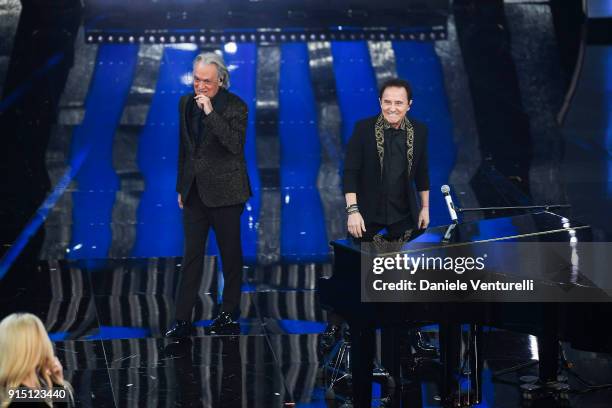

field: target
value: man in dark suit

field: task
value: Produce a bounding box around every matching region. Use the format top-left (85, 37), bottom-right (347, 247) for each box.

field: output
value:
top-left (344, 78), bottom-right (430, 240)
top-left (165, 52), bottom-right (251, 337)
top-left (320, 78), bottom-right (432, 377)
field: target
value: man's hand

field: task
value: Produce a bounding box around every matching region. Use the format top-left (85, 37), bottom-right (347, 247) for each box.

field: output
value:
top-left (418, 207), bottom-right (430, 229)
top-left (194, 94), bottom-right (213, 115)
top-left (347, 212), bottom-right (366, 238)
top-left (178, 193), bottom-right (183, 209)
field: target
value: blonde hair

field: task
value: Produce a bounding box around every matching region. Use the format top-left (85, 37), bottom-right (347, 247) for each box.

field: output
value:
top-left (0, 313), bottom-right (66, 407)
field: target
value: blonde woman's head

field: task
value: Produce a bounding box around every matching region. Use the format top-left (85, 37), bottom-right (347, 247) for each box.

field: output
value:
top-left (0, 313), bottom-right (58, 389)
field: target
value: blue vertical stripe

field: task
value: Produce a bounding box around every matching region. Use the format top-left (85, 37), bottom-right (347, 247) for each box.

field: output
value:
top-left (393, 41), bottom-right (457, 226)
top-left (68, 44), bottom-right (139, 259)
top-left (331, 41), bottom-right (380, 145)
top-left (223, 43), bottom-right (260, 263)
top-left (278, 43), bottom-right (328, 261)
top-left (132, 46), bottom-right (196, 257)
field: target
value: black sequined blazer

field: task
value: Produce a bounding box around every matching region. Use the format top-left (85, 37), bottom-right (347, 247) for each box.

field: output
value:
top-left (176, 89), bottom-right (252, 207)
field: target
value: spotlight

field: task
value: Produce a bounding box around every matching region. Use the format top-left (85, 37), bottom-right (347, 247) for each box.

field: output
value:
top-left (224, 42), bottom-right (237, 54)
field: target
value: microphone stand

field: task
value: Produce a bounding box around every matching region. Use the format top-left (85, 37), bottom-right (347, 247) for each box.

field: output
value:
top-left (442, 223), bottom-right (457, 243)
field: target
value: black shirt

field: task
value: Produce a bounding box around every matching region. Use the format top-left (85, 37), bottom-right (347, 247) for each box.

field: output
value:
top-left (343, 115), bottom-right (429, 229)
top-left (374, 127), bottom-right (411, 225)
top-left (188, 89), bottom-right (230, 147)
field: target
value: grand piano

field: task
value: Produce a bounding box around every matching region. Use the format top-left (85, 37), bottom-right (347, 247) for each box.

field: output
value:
top-left (319, 211), bottom-right (612, 407)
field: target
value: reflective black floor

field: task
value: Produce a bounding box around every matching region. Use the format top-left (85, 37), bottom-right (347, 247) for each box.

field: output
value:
top-left (2, 257), bottom-right (612, 407)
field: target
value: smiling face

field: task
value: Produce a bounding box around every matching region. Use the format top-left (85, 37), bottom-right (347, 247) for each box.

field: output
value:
top-left (379, 86), bottom-right (412, 128)
top-left (192, 63), bottom-right (222, 98)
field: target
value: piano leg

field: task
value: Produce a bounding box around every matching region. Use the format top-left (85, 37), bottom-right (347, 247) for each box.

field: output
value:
top-left (350, 325), bottom-right (375, 407)
top-left (439, 321), bottom-right (462, 403)
top-left (539, 303), bottom-right (559, 383)
top-left (381, 327), bottom-right (401, 381)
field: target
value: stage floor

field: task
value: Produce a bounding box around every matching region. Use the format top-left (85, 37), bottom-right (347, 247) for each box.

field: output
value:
top-left (2, 257), bottom-right (612, 406)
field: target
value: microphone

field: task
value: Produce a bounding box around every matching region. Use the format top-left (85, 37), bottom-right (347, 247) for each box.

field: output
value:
top-left (441, 185), bottom-right (458, 224)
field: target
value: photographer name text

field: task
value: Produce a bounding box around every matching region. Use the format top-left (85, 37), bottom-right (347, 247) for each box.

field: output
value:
top-left (372, 279), bottom-right (534, 292)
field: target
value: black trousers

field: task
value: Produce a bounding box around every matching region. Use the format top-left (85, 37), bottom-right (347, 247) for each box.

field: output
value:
top-left (175, 183), bottom-right (244, 321)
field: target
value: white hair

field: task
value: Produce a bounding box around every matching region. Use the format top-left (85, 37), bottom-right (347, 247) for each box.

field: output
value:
top-left (192, 52), bottom-right (230, 89)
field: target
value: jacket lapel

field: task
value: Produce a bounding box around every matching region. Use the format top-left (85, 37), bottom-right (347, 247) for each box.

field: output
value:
top-left (374, 114), bottom-right (415, 179)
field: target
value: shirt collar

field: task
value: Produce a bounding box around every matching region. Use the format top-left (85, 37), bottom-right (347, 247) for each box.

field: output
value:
top-left (382, 115), bottom-right (407, 131)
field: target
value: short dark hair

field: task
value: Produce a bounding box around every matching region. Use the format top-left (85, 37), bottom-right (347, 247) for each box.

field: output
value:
top-left (379, 78), bottom-right (412, 101)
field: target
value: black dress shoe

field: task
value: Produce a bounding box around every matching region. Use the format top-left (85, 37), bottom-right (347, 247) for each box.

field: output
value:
top-left (410, 329), bottom-right (438, 357)
top-left (164, 320), bottom-right (194, 338)
top-left (205, 311), bottom-right (240, 335)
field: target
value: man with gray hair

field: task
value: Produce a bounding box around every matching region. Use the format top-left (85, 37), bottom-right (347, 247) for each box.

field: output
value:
top-left (165, 52), bottom-right (251, 337)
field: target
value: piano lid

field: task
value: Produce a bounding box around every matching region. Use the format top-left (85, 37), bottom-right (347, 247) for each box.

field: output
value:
top-left (330, 212), bottom-right (612, 301)
top-left (331, 211), bottom-right (591, 255)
